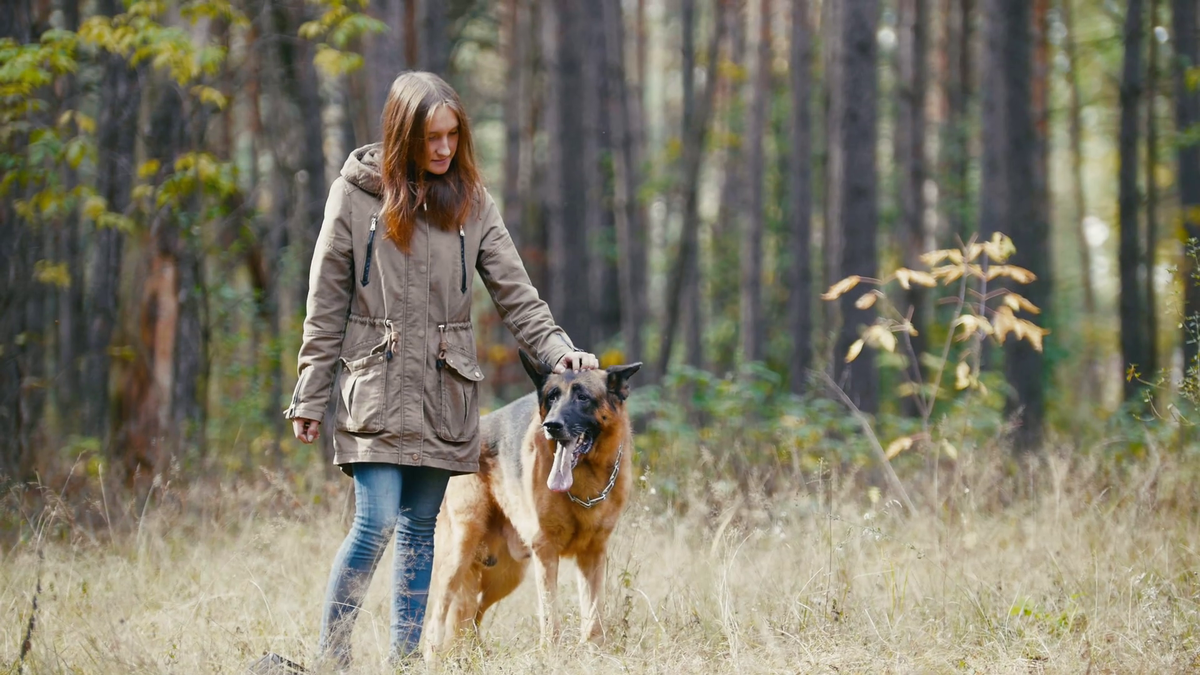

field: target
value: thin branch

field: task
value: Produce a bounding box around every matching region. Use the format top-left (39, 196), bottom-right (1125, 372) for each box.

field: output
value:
top-left (820, 371), bottom-right (917, 515)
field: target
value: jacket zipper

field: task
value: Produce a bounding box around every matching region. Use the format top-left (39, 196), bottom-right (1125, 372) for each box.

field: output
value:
top-left (361, 214), bottom-right (377, 287)
top-left (436, 323), bottom-right (447, 369)
top-left (459, 226), bottom-right (466, 294)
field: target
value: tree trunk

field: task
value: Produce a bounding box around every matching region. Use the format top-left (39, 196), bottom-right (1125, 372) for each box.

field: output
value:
top-left (542, 0), bottom-right (592, 348)
top-left (742, 0), bottom-right (771, 364)
top-left (788, 0), bottom-right (813, 393)
top-left (992, 0), bottom-right (1047, 451)
top-left (582, 1), bottom-right (608, 350)
top-left (895, 0), bottom-right (929, 414)
top-left (1119, 0), bottom-right (1149, 400)
top-left (833, 0), bottom-right (880, 414)
top-left (941, 0), bottom-right (974, 244)
top-left (658, 0), bottom-right (727, 379)
top-left (364, 0), bottom-right (408, 141)
top-left (86, 0), bottom-right (142, 453)
top-left (712, 0), bottom-right (747, 374)
top-left (1173, 0), bottom-right (1200, 382)
top-left (602, 0), bottom-right (646, 363)
top-left (1061, 0), bottom-right (1100, 397)
top-left (822, 0), bottom-right (846, 350)
top-left (1146, 0), bottom-right (1161, 386)
top-left (420, 0), bottom-right (451, 75)
top-left (683, 1), bottom-right (705, 371)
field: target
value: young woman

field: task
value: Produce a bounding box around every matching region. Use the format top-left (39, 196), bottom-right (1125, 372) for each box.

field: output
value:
top-left (286, 71), bottom-right (597, 666)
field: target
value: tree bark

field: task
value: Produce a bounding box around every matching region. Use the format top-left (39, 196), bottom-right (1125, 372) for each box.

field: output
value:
top-left (602, 0), bottom-right (646, 363)
top-left (822, 0), bottom-right (846, 349)
top-left (1061, 0), bottom-right (1100, 396)
top-left (85, 0), bottom-right (142, 453)
top-left (1173, 0), bottom-right (1200, 382)
top-left (941, 0), bottom-right (974, 244)
top-left (364, 0), bottom-right (407, 141)
top-left (419, 0), bottom-right (451, 75)
top-left (742, 0), bottom-right (771, 364)
top-left (1119, 0), bottom-right (1149, 400)
top-left (1146, 0), bottom-right (1161, 385)
top-left (582, 1), bottom-right (608, 349)
top-left (985, 0), bottom-right (1047, 451)
top-left (658, 0), bottom-right (727, 379)
top-left (895, 0), bottom-right (929, 414)
top-left (833, 0), bottom-right (880, 414)
top-left (788, 0), bottom-right (813, 393)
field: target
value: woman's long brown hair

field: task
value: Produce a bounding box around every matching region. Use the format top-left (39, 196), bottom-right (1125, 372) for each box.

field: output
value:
top-left (379, 72), bottom-right (484, 254)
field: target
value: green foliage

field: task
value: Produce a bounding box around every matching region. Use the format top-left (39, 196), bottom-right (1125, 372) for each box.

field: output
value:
top-left (300, 0), bottom-right (386, 77)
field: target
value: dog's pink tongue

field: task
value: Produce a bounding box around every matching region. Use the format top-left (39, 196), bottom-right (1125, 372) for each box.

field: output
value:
top-left (547, 442), bottom-right (574, 492)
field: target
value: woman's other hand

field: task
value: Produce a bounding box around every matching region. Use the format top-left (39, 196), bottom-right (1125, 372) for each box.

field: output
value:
top-left (554, 351), bottom-right (599, 373)
top-left (293, 417), bottom-right (321, 444)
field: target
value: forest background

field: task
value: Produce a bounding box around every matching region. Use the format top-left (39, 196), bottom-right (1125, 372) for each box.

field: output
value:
top-left (4, 0), bottom-right (1200, 671)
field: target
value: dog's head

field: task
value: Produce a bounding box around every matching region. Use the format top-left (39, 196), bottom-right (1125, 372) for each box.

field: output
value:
top-left (519, 350), bottom-right (641, 493)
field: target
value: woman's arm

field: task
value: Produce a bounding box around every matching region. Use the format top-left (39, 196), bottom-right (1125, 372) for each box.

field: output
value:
top-left (286, 178), bottom-right (355, 426)
top-left (475, 192), bottom-right (592, 371)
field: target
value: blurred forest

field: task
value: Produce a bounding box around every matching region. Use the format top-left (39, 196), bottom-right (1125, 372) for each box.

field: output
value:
top-left (3, 0), bottom-right (1200, 488)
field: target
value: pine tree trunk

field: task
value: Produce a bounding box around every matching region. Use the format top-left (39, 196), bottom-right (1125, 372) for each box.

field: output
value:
top-left (365, 0), bottom-right (407, 141)
top-left (1061, 0), bottom-right (1100, 397)
top-left (895, 0), bottom-right (929, 414)
top-left (834, 0), bottom-right (880, 413)
top-left (86, 0), bottom-right (141, 453)
top-left (602, 0), bottom-right (646, 363)
top-left (712, 0), bottom-right (747, 374)
top-left (1172, 0), bottom-right (1200, 382)
top-left (658, 0), bottom-right (727, 379)
top-left (1119, 0), bottom-right (1149, 400)
top-left (1146, 0), bottom-right (1161, 385)
top-left (742, 0), bottom-right (771, 364)
top-left (941, 0), bottom-right (973, 244)
top-left (788, 0), bottom-right (813, 393)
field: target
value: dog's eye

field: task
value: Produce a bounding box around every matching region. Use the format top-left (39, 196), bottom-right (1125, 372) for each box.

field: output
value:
top-left (575, 391), bottom-right (590, 403)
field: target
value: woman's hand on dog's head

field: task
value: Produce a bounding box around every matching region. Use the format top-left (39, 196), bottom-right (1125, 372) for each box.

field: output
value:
top-left (554, 351), bottom-right (599, 374)
top-left (293, 417), bottom-right (320, 444)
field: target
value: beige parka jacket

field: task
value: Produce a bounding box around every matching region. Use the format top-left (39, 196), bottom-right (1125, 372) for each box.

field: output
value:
top-left (284, 144), bottom-right (577, 474)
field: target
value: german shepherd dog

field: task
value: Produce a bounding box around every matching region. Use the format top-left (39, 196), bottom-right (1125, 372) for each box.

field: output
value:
top-left (422, 352), bottom-right (641, 655)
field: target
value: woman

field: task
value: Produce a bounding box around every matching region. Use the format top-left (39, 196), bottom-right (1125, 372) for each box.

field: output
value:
top-left (286, 71), bottom-right (598, 666)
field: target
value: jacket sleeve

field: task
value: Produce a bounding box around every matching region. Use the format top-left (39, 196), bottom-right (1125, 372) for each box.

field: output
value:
top-left (475, 192), bottom-right (576, 370)
top-left (284, 178), bottom-right (354, 421)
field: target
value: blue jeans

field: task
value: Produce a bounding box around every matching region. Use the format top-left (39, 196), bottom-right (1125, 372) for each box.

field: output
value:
top-left (318, 463), bottom-right (450, 665)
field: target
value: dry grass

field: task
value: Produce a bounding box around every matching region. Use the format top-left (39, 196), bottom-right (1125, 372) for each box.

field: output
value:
top-left (3, 449), bottom-right (1200, 674)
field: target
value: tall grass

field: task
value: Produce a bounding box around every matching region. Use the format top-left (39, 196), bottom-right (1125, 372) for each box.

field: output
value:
top-left (4, 442), bottom-right (1198, 673)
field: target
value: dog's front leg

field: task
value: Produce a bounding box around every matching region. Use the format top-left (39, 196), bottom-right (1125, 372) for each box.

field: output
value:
top-left (531, 543), bottom-right (560, 644)
top-left (576, 549), bottom-right (606, 644)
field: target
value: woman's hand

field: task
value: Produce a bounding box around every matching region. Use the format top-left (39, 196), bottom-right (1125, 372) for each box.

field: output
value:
top-left (293, 417), bottom-right (321, 444)
top-left (554, 351), bottom-right (599, 373)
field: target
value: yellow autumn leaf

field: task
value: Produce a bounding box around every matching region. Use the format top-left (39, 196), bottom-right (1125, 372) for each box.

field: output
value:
top-left (941, 439), bottom-right (959, 460)
top-left (920, 249), bottom-right (953, 266)
top-left (1002, 291), bottom-right (1041, 315)
top-left (855, 291), bottom-right (879, 310)
top-left (931, 264), bottom-right (964, 282)
top-left (908, 270), bottom-right (938, 287)
top-left (894, 268), bottom-right (912, 290)
top-left (1017, 319), bottom-right (1049, 352)
top-left (863, 324), bottom-right (897, 352)
top-left (822, 275), bottom-right (862, 300)
top-left (845, 338), bottom-right (865, 363)
top-left (982, 233), bottom-right (1016, 262)
top-left (955, 361), bottom-right (972, 390)
top-left (965, 243), bottom-right (985, 262)
top-left (992, 305), bottom-right (1019, 343)
top-left (885, 436), bottom-right (915, 460)
top-left (987, 265), bottom-right (1038, 284)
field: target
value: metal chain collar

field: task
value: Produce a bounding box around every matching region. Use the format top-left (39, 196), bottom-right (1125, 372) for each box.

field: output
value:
top-left (567, 443), bottom-right (623, 509)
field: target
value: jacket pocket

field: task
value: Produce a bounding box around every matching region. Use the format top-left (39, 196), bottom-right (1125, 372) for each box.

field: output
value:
top-left (336, 350), bottom-right (388, 434)
top-left (436, 344), bottom-right (485, 442)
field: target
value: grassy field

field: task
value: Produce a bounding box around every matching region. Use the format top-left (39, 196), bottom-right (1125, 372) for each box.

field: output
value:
top-left (3, 450), bottom-right (1199, 674)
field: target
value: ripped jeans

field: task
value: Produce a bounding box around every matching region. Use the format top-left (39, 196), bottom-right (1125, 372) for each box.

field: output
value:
top-left (318, 463), bottom-right (450, 665)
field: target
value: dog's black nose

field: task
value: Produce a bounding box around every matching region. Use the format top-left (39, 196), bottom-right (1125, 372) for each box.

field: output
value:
top-left (542, 421), bottom-right (565, 435)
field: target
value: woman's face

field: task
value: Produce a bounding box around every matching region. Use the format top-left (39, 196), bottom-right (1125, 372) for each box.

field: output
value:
top-left (424, 105), bottom-right (459, 175)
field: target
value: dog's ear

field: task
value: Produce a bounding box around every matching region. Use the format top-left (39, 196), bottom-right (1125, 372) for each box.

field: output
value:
top-left (605, 362), bottom-right (642, 402)
top-left (519, 349), bottom-right (552, 394)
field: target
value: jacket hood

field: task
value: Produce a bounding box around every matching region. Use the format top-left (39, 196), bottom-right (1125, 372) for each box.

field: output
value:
top-left (341, 143), bottom-right (383, 196)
